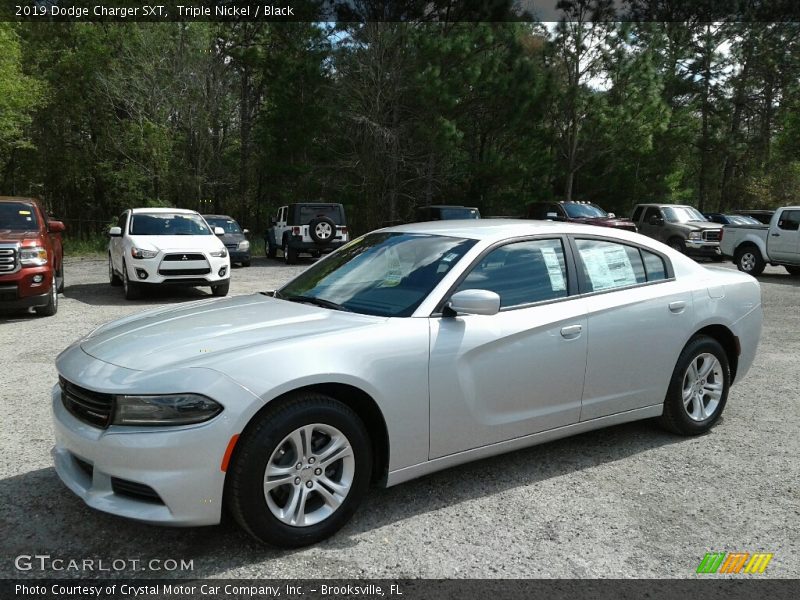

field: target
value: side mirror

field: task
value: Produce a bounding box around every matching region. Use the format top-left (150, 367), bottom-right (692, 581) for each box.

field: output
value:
top-left (243, 228), bottom-right (250, 235)
top-left (608, 212), bottom-right (616, 218)
top-left (48, 220), bottom-right (66, 233)
top-left (445, 289), bottom-right (501, 316)
top-left (648, 215), bottom-right (664, 226)
top-left (214, 226), bottom-right (225, 236)
top-left (108, 226), bottom-right (122, 237)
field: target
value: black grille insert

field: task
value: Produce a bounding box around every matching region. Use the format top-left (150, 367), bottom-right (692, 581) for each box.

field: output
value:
top-left (157, 267), bottom-right (211, 276)
top-left (60, 377), bottom-right (114, 428)
top-left (163, 253), bottom-right (206, 262)
top-left (73, 455), bottom-right (94, 478)
top-left (111, 477), bottom-right (164, 504)
top-left (704, 230), bottom-right (721, 242)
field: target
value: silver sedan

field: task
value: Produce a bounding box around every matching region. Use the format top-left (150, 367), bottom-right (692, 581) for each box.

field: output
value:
top-left (51, 221), bottom-right (762, 547)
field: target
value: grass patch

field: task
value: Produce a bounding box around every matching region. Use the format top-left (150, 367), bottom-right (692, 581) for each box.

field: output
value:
top-left (64, 235), bottom-right (108, 257)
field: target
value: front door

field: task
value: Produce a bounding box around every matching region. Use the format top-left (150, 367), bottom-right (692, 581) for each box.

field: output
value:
top-left (769, 210), bottom-right (800, 263)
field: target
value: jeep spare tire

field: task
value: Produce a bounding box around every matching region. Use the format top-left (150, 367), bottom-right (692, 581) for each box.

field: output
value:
top-left (309, 217), bottom-right (336, 244)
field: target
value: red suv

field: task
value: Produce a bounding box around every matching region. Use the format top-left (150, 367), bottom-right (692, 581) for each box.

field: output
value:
top-left (527, 201), bottom-right (637, 232)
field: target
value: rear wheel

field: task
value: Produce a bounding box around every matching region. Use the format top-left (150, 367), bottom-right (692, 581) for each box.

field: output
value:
top-left (659, 335), bottom-right (730, 435)
top-left (34, 280), bottom-right (58, 317)
top-left (785, 265), bottom-right (800, 276)
top-left (122, 261), bottom-right (142, 300)
top-left (283, 239), bottom-right (298, 265)
top-left (226, 393), bottom-right (372, 548)
top-left (735, 245), bottom-right (765, 276)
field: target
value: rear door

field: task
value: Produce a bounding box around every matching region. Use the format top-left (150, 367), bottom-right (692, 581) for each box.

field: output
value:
top-left (428, 237), bottom-right (588, 458)
top-left (768, 209), bottom-right (800, 263)
top-left (570, 236), bottom-right (695, 419)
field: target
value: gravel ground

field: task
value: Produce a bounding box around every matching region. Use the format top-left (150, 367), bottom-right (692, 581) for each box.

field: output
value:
top-left (0, 255), bottom-right (797, 579)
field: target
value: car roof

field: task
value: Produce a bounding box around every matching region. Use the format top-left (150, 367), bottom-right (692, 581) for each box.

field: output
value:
top-left (422, 205), bottom-right (479, 209)
top-left (202, 214), bottom-right (236, 220)
top-left (382, 219), bottom-right (641, 242)
top-left (130, 207), bottom-right (197, 214)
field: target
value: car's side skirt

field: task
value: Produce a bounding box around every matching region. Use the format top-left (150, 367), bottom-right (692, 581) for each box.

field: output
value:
top-left (385, 404), bottom-right (664, 487)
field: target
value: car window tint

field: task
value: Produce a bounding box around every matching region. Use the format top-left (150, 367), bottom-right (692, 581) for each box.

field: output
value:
top-left (457, 239), bottom-right (569, 308)
top-left (632, 206), bottom-right (643, 222)
top-left (778, 210), bottom-right (800, 231)
top-left (641, 249), bottom-right (667, 281)
top-left (575, 239), bottom-right (647, 292)
top-left (643, 206), bottom-right (660, 222)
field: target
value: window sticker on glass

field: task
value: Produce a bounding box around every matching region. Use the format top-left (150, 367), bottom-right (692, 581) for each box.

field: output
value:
top-left (580, 244), bottom-right (637, 290)
top-left (381, 248), bottom-right (403, 287)
top-left (540, 247), bottom-right (567, 292)
top-left (19, 210), bottom-right (31, 215)
top-left (442, 252), bottom-right (459, 263)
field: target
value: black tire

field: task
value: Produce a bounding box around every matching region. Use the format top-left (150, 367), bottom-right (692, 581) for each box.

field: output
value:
top-left (122, 261), bottom-right (142, 300)
top-left (109, 255), bottom-right (122, 287)
top-left (735, 245), bottom-right (765, 276)
top-left (267, 239), bottom-right (277, 259)
top-left (56, 266), bottom-right (65, 293)
top-left (658, 335), bottom-right (730, 436)
top-left (667, 237), bottom-right (686, 254)
top-left (308, 217), bottom-right (336, 244)
top-left (211, 281), bottom-right (230, 296)
top-left (35, 280), bottom-right (58, 317)
top-left (785, 265), bottom-right (800, 276)
top-left (242, 259), bottom-right (251, 267)
top-left (225, 393), bottom-right (372, 548)
top-left (283, 238), bottom-right (298, 265)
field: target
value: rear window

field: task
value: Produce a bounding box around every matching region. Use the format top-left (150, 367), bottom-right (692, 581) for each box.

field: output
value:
top-left (0, 202), bottom-right (39, 231)
top-left (297, 205), bottom-right (343, 225)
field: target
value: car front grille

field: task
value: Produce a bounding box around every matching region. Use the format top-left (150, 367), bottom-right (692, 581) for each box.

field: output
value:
top-left (0, 246), bottom-right (18, 273)
top-left (162, 253), bottom-right (206, 261)
top-left (703, 230), bottom-right (721, 242)
top-left (157, 267), bottom-right (211, 276)
top-left (60, 377), bottom-right (114, 429)
top-left (225, 243), bottom-right (238, 251)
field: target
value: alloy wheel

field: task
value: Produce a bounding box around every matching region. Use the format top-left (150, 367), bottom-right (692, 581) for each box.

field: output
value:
top-left (740, 252), bottom-right (756, 272)
top-left (682, 353), bottom-right (723, 421)
top-left (263, 423), bottom-right (354, 527)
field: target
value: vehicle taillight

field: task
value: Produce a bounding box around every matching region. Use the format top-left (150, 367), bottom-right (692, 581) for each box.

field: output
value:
top-left (338, 227), bottom-right (348, 234)
top-left (719, 228), bottom-right (724, 241)
top-left (292, 227), bottom-right (300, 235)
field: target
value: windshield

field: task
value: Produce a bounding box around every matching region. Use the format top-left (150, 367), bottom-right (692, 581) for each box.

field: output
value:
top-left (563, 203), bottom-right (608, 218)
top-left (0, 202), bottom-right (39, 231)
top-left (205, 217), bottom-right (242, 234)
top-left (729, 215), bottom-right (760, 225)
top-left (130, 212), bottom-right (211, 235)
top-left (277, 232), bottom-right (477, 317)
top-left (663, 206), bottom-right (707, 223)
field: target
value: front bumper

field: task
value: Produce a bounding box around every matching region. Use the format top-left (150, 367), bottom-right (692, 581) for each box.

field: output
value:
top-left (0, 266), bottom-right (54, 308)
top-left (125, 255), bottom-right (230, 286)
top-left (685, 240), bottom-right (721, 256)
top-left (0, 288), bottom-right (51, 309)
top-left (50, 361), bottom-right (261, 526)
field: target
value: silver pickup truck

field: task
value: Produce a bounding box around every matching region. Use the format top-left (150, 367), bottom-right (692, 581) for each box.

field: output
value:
top-left (719, 206), bottom-right (800, 275)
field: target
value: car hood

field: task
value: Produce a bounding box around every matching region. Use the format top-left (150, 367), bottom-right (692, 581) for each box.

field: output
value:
top-left (0, 230), bottom-right (42, 243)
top-left (127, 234), bottom-right (226, 252)
top-left (677, 221), bottom-right (723, 231)
top-left (80, 294), bottom-right (382, 371)
top-left (572, 217), bottom-right (636, 228)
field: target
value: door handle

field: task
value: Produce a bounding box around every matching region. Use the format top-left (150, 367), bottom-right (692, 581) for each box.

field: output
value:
top-left (560, 324), bottom-right (582, 339)
top-left (771, 233), bottom-right (780, 237)
top-left (669, 301), bottom-right (686, 313)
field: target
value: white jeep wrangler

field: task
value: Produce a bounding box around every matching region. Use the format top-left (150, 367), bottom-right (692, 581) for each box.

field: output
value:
top-left (266, 203), bottom-right (349, 264)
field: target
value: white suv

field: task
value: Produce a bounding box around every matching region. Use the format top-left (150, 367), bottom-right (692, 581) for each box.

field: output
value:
top-left (108, 208), bottom-right (231, 300)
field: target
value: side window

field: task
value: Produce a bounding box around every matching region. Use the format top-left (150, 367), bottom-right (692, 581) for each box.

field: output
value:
top-left (456, 238), bottom-right (569, 308)
top-left (119, 212), bottom-right (128, 234)
top-left (278, 207), bottom-right (286, 223)
top-left (777, 210), bottom-right (800, 231)
top-left (631, 206), bottom-right (643, 223)
top-left (643, 206), bottom-right (661, 223)
top-left (641, 249), bottom-right (668, 281)
top-left (575, 239), bottom-right (646, 292)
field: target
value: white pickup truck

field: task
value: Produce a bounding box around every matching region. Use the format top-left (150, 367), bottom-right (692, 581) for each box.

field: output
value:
top-left (719, 206), bottom-right (800, 275)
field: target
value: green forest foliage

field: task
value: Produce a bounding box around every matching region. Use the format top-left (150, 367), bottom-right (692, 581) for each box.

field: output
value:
top-left (2, 16), bottom-right (800, 237)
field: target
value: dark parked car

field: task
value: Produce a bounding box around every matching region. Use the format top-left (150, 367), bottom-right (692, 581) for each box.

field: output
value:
top-left (203, 214), bottom-right (251, 267)
top-left (704, 213), bottom-right (761, 226)
top-left (527, 201), bottom-right (637, 232)
top-left (732, 209), bottom-right (775, 225)
top-left (415, 205), bottom-right (481, 221)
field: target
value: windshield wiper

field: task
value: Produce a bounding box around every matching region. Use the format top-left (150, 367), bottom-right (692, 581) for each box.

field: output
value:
top-left (284, 295), bottom-right (351, 312)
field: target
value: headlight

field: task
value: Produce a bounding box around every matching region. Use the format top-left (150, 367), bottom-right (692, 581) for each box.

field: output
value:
top-left (688, 231), bottom-right (702, 241)
top-left (238, 240), bottom-right (250, 251)
top-left (210, 248), bottom-right (228, 258)
top-left (131, 247), bottom-right (158, 259)
top-left (20, 246), bottom-right (48, 266)
top-left (113, 393), bottom-right (223, 426)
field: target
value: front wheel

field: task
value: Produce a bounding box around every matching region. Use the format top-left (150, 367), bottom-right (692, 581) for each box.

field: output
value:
top-left (211, 281), bottom-right (230, 296)
top-left (109, 255), bottom-right (122, 286)
top-left (226, 393), bottom-right (372, 547)
top-left (122, 262), bottom-right (142, 300)
top-left (667, 237), bottom-right (686, 254)
top-left (735, 246), bottom-right (765, 276)
top-left (658, 335), bottom-right (730, 436)
top-left (266, 239), bottom-right (277, 259)
top-left (35, 281), bottom-right (58, 317)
